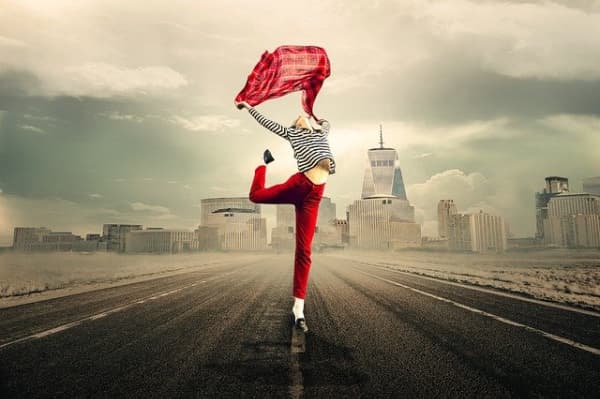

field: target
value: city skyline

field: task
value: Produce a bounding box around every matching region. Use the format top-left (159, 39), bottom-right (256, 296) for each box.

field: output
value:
top-left (2, 1), bottom-right (600, 245)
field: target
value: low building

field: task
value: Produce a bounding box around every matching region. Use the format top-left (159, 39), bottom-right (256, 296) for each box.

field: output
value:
top-left (124, 229), bottom-right (198, 254)
top-left (200, 198), bottom-right (267, 251)
top-left (195, 225), bottom-right (219, 251)
top-left (102, 224), bottom-right (143, 252)
top-left (12, 227), bottom-right (51, 250)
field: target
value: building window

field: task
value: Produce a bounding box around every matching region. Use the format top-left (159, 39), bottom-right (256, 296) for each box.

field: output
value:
top-left (315, 226), bottom-right (319, 233)
top-left (287, 226), bottom-right (294, 233)
top-left (371, 161), bottom-right (376, 167)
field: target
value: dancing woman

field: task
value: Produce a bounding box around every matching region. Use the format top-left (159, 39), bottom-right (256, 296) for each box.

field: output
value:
top-left (236, 101), bottom-right (335, 332)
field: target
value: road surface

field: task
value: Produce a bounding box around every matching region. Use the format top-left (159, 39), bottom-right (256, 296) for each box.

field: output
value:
top-left (1, 253), bottom-right (599, 398)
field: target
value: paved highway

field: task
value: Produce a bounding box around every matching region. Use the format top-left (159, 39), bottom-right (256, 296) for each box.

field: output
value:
top-left (1, 253), bottom-right (599, 398)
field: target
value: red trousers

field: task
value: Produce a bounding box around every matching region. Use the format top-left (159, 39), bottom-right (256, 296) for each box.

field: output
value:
top-left (249, 165), bottom-right (325, 299)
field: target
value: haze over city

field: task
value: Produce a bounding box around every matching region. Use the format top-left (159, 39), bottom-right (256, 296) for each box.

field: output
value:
top-left (2, 1), bottom-right (600, 246)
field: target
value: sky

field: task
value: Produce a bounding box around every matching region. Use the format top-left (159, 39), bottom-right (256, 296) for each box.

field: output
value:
top-left (1, 0), bottom-right (600, 245)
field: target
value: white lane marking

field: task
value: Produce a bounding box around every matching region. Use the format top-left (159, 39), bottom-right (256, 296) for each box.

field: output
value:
top-left (357, 261), bottom-right (600, 318)
top-left (0, 280), bottom-right (204, 350)
top-left (355, 269), bottom-right (600, 356)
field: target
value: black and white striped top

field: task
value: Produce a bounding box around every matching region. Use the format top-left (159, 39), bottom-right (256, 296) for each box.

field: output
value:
top-left (248, 107), bottom-right (336, 175)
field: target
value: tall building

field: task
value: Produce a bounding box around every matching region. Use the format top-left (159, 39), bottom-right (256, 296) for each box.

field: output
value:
top-left (199, 197), bottom-right (267, 251)
top-left (125, 229), bottom-right (198, 253)
top-left (361, 125), bottom-right (408, 199)
top-left (543, 193), bottom-right (600, 247)
top-left (583, 176), bottom-right (600, 195)
top-left (535, 176), bottom-right (569, 240)
top-left (447, 211), bottom-right (507, 252)
top-left (437, 200), bottom-right (457, 239)
top-left (102, 224), bottom-right (143, 252)
top-left (12, 227), bottom-right (51, 249)
top-left (348, 128), bottom-right (420, 249)
top-left (347, 197), bottom-right (421, 249)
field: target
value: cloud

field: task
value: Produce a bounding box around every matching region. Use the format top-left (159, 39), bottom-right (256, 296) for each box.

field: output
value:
top-left (58, 63), bottom-right (188, 97)
top-left (407, 169), bottom-right (498, 233)
top-left (412, 152), bottom-right (432, 159)
top-left (129, 201), bottom-right (178, 220)
top-left (100, 111), bottom-right (144, 123)
top-left (408, 0), bottom-right (600, 80)
top-left (539, 114), bottom-right (600, 136)
top-left (19, 124), bottom-right (45, 134)
top-left (89, 193), bottom-right (103, 199)
top-left (170, 115), bottom-right (241, 132)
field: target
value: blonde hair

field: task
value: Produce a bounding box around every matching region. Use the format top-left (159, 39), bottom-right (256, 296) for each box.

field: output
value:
top-left (292, 115), bottom-right (313, 131)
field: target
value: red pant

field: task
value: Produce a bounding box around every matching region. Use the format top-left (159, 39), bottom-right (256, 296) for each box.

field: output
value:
top-left (249, 165), bottom-right (325, 299)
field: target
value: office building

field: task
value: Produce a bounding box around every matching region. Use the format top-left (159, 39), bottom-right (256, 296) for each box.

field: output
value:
top-left (199, 197), bottom-right (267, 251)
top-left (535, 176), bottom-right (569, 240)
top-left (447, 211), bottom-right (507, 252)
top-left (361, 126), bottom-right (408, 199)
top-left (437, 200), bottom-right (457, 239)
top-left (125, 229), bottom-right (198, 253)
top-left (102, 224), bottom-right (143, 252)
top-left (12, 227), bottom-right (51, 249)
top-left (347, 197), bottom-right (420, 249)
top-left (543, 193), bottom-right (600, 247)
top-left (348, 129), bottom-right (420, 249)
top-left (195, 225), bottom-right (219, 251)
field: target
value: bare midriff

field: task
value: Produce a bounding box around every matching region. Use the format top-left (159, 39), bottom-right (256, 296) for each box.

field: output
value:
top-left (303, 158), bottom-right (330, 185)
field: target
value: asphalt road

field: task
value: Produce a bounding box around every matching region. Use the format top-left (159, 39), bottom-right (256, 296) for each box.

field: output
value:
top-left (1, 253), bottom-right (599, 398)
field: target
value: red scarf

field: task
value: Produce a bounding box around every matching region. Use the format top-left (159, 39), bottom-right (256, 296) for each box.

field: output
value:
top-left (235, 45), bottom-right (331, 120)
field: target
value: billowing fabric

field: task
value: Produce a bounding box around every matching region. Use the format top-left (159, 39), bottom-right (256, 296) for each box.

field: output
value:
top-left (235, 45), bottom-right (331, 120)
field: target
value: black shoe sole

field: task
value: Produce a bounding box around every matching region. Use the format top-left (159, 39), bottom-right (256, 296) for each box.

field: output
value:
top-left (295, 317), bottom-right (309, 333)
top-left (263, 149), bottom-right (275, 164)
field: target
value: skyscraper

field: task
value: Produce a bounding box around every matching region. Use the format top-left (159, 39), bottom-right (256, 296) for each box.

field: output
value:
top-left (437, 200), bottom-right (457, 239)
top-left (348, 126), bottom-right (421, 249)
top-left (535, 176), bottom-right (569, 240)
top-left (361, 125), bottom-right (408, 199)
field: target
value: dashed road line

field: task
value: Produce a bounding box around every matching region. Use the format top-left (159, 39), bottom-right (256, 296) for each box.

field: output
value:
top-left (355, 268), bottom-right (600, 356)
top-left (0, 280), bottom-right (208, 350)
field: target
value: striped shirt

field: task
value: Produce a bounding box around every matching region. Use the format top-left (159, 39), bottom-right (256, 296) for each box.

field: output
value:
top-left (248, 107), bottom-right (336, 174)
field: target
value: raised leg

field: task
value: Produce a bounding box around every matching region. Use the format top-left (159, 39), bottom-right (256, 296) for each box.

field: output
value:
top-left (249, 165), bottom-right (304, 204)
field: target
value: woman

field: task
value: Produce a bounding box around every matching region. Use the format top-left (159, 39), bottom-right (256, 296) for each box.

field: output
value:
top-left (235, 101), bottom-right (335, 333)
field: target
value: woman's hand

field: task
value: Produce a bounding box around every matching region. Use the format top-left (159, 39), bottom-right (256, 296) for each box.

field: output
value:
top-left (235, 101), bottom-right (250, 110)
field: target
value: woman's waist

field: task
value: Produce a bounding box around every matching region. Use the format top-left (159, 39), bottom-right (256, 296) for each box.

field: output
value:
top-left (302, 159), bottom-right (331, 184)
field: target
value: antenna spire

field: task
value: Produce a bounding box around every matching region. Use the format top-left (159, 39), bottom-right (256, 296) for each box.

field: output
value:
top-left (379, 124), bottom-right (384, 149)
